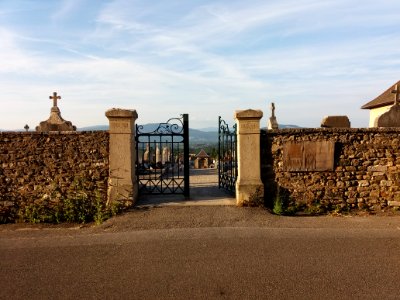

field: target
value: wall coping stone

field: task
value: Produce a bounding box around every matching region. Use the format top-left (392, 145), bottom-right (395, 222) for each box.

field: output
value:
top-left (263, 127), bottom-right (400, 136)
top-left (0, 131), bottom-right (108, 136)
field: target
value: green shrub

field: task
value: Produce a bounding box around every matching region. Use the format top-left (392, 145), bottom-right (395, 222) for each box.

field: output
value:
top-left (272, 186), bottom-right (295, 215)
top-left (13, 176), bottom-right (122, 225)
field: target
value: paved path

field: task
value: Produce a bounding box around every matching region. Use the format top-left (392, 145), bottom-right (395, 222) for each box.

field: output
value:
top-left (136, 168), bottom-right (236, 207)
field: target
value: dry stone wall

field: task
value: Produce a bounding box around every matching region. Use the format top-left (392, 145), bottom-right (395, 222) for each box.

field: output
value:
top-left (261, 128), bottom-right (400, 213)
top-left (0, 131), bottom-right (109, 222)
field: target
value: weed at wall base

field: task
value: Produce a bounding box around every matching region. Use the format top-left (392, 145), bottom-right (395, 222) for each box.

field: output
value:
top-left (16, 194), bottom-right (121, 225)
top-left (272, 186), bottom-right (296, 215)
top-left (10, 176), bottom-right (122, 225)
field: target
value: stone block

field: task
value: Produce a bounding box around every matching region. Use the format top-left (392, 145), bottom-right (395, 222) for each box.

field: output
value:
top-left (388, 201), bottom-right (400, 207)
top-left (380, 180), bottom-right (393, 187)
top-left (368, 165), bottom-right (388, 172)
top-left (321, 116), bottom-right (351, 128)
top-left (358, 180), bottom-right (370, 187)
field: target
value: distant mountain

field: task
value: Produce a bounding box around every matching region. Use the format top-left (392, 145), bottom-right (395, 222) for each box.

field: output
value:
top-left (197, 127), bottom-right (218, 132)
top-left (5, 123), bottom-right (301, 134)
top-left (78, 123), bottom-right (301, 143)
top-left (78, 124), bottom-right (218, 143)
top-left (0, 129), bottom-right (29, 132)
top-left (262, 124), bottom-right (302, 130)
top-left (279, 124), bottom-right (302, 129)
top-left (190, 128), bottom-right (217, 143)
top-left (78, 125), bottom-right (108, 131)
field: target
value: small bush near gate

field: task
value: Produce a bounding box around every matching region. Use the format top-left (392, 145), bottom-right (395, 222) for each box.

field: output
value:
top-left (272, 186), bottom-right (297, 215)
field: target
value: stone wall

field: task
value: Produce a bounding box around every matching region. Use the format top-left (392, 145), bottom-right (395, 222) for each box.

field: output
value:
top-left (261, 128), bottom-right (400, 213)
top-left (0, 131), bottom-right (109, 222)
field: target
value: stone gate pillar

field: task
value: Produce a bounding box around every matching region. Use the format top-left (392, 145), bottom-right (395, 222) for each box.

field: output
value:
top-left (234, 109), bottom-right (264, 206)
top-left (105, 108), bottom-right (138, 206)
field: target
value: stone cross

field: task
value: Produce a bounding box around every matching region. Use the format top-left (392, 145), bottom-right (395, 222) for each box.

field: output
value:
top-left (49, 92), bottom-right (61, 107)
top-left (392, 84), bottom-right (400, 105)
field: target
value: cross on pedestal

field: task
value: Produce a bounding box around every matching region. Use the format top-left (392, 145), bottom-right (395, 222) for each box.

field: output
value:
top-left (392, 84), bottom-right (400, 105)
top-left (49, 92), bottom-right (61, 107)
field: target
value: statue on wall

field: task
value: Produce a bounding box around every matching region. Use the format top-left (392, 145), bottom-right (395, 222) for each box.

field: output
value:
top-left (267, 102), bottom-right (279, 130)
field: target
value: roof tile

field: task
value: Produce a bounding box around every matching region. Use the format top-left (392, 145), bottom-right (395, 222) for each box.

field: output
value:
top-left (361, 80), bottom-right (400, 109)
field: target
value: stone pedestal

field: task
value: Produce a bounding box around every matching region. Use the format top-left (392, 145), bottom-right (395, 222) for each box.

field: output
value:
top-left (36, 106), bottom-right (76, 132)
top-left (105, 108), bottom-right (138, 206)
top-left (234, 109), bottom-right (264, 206)
top-left (267, 117), bottom-right (278, 130)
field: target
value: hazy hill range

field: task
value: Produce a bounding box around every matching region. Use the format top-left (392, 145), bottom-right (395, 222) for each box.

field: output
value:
top-left (78, 123), bottom-right (300, 144)
top-left (1, 124), bottom-right (300, 136)
top-left (278, 124), bottom-right (301, 129)
top-left (78, 124), bottom-right (218, 143)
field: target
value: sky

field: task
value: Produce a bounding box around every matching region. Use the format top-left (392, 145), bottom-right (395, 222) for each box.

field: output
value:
top-left (0, 0), bottom-right (399, 130)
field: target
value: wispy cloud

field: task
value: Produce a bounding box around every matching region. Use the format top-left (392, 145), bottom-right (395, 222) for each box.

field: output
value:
top-left (0, 28), bottom-right (40, 72)
top-left (51, 0), bottom-right (85, 20)
top-left (0, 0), bottom-right (399, 129)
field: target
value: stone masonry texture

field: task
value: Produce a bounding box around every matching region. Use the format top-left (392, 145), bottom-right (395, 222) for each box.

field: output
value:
top-left (261, 128), bottom-right (400, 213)
top-left (0, 131), bottom-right (109, 222)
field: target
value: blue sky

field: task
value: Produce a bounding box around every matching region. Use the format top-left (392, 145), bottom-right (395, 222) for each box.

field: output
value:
top-left (0, 0), bottom-right (399, 130)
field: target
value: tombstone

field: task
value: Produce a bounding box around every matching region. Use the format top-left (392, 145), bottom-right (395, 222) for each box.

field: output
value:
top-left (24, 124), bottom-right (29, 132)
top-left (162, 146), bottom-right (170, 164)
top-left (267, 102), bottom-right (279, 130)
top-left (375, 84), bottom-right (400, 127)
top-left (156, 144), bottom-right (162, 163)
top-left (36, 92), bottom-right (76, 132)
top-left (143, 143), bottom-right (150, 162)
top-left (321, 116), bottom-right (351, 128)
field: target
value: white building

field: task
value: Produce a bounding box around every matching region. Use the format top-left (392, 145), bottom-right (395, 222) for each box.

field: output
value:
top-left (361, 80), bottom-right (399, 127)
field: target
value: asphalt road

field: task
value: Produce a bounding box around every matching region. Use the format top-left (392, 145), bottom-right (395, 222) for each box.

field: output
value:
top-left (1, 206), bottom-right (400, 300)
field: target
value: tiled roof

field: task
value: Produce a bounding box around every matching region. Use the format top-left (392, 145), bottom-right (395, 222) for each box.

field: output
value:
top-left (361, 80), bottom-right (399, 109)
top-left (196, 149), bottom-right (209, 158)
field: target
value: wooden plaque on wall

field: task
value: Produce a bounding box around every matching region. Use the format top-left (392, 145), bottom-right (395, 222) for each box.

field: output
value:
top-left (283, 141), bottom-right (335, 171)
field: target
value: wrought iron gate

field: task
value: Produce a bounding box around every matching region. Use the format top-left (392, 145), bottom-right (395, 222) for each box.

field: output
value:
top-left (136, 114), bottom-right (189, 197)
top-left (218, 116), bottom-right (237, 194)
